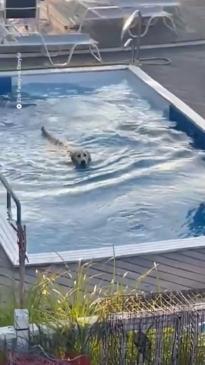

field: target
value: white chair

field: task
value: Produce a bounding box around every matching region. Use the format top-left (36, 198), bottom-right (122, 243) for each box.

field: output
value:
top-left (0, 31), bottom-right (102, 65)
top-left (69, 0), bottom-right (179, 36)
top-left (0, 1), bottom-right (102, 65)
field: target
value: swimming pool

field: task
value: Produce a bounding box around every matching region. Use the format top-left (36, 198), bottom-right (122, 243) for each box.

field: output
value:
top-left (1, 65), bottom-right (205, 260)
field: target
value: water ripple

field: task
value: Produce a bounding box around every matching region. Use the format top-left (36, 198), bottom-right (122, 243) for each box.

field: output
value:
top-left (0, 79), bottom-right (205, 253)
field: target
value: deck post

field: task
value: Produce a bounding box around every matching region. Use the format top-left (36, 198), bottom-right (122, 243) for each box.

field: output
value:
top-left (14, 309), bottom-right (29, 352)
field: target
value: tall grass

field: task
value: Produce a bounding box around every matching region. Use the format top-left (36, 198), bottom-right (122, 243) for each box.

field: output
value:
top-left (0, 287), bottom-right (17, 326)
top-left (0, 257), bottom-right (160, 328)
top-left (0, 260), bottom-right (205, 364)
top-left (26, 259), bottom-right (156, 360)
top-left (26, 257), bottom-right (158, 324)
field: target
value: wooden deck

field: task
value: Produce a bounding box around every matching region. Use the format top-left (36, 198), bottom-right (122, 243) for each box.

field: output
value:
top-left (1, 240), bottom-right (205, 301)
top-left (26, 247), bottom-right (205, 292)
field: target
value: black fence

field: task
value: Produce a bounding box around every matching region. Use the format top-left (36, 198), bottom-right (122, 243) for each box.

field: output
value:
top-left (2, 291), bottom-right (205, 365)
top-left (25, 289), bottom-right (205, 365)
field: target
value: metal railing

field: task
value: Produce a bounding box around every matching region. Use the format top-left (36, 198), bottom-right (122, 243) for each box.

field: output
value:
top-left (0, 172), bottom-right (22, 225)
top-left (121, 9), bottom-right (142, 65)
top-left (0, 173), bottom-right (26, 307)
top-left (121, 9), bottom-right (171, 65)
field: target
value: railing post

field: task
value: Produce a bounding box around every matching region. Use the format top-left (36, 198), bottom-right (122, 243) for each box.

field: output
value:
top-left (16, 202), bottom-right (21, 226)
top-left (14, 309), bottom-right (29, 352)
top-left (7, 191), bottom-right (11, 220)
top-left (136, 11), bottom-right (142, 64)
top-left (129, 10), bottom-right (142, 65)
top-left (18, 225), bottom-right (27, 308)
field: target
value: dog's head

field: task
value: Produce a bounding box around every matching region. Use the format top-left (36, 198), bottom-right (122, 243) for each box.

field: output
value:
top-left (70, 149), bottom-right (91, 168)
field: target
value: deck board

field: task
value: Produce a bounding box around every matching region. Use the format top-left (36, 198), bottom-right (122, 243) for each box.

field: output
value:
top-left (99, 259), bottom-right (177, 290)
top-left (1, 242), bottom-right (205, 298)
top-left (120, 258), bottom-right (199, 289)
top-left (152, 253), bottom-right (205, 276)
top-left (162, 251), bottom-right (205, 268)
top-left (137, 255), bottom-right (205, 283)
top-left (180, 250), bottom-right (205, 261)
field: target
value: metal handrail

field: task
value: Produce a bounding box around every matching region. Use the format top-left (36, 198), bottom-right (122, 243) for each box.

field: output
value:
top-left (0, 173), bottom-right (21, 225)
top-left (121, 10), bottom-right (142, 65)
top-left (121, 9), bottom-right (171, 66)
top-left (0, 173), bottom-right (26, 307)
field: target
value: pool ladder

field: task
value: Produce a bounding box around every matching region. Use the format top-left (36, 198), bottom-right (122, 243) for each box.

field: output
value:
top-left (0, 172), bottom-right (27, 307)
top-left (121, 10), bottom-right (171, 66)
top-left (121, 10), bottom-right (142, 65)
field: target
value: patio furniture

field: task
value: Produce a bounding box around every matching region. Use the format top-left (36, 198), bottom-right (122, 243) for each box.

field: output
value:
top-left (2, 0), bottom-right (50, 32)
top-left (68, 0), bottom-right (180, 36)
top-left (0, 0), bottom-right (102, 65)
top-left (0, 32), bottom-right (102, 64)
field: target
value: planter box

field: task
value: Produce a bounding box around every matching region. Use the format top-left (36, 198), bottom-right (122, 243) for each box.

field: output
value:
top-left (7, 353), bottom-right (91, 365)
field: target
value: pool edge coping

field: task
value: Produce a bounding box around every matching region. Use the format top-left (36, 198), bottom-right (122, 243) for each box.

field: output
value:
top-left (6, 235), bottom-right (205, 267)
top-left (1, 63), bottom-right (205, 267)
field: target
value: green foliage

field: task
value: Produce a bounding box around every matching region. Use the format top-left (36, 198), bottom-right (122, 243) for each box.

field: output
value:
top-left (0, 261), bottom-right (205, 364)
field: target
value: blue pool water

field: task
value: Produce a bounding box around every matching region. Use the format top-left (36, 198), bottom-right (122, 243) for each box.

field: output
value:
top-left (0, 70), bottom-right (205, 254)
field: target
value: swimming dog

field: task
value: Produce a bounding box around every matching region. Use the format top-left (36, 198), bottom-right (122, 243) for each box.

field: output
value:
top-left (41, 126), bottom-right (91, 168)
